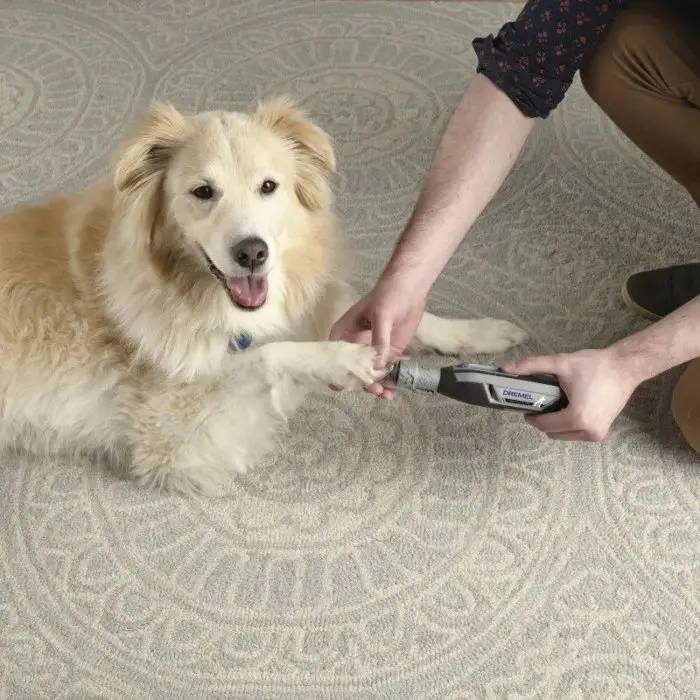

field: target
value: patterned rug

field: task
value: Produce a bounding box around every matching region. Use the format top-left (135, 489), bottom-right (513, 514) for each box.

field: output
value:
top-left (1, 1), bottom-right (699, 697)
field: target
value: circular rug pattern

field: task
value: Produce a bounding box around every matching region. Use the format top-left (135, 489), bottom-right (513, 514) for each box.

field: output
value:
top-left (1, 1), bottom-right (699, 698)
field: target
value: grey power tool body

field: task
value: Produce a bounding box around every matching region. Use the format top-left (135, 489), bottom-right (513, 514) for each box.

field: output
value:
top-left (389, 360), bottom-right (568, 414)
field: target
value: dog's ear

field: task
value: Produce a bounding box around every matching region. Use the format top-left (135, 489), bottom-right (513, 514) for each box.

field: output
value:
top-left (255, 96), bottom-right (336, 211)
top-left (114, 102), bottom-right (191, 193)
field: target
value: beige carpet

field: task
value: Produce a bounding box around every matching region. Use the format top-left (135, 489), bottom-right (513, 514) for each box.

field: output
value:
top-left (1, 1), bottom-right (700, 698)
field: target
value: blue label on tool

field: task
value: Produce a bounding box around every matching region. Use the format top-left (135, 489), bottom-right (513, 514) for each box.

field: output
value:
top-left (502, 388), bottom-right (533, 400)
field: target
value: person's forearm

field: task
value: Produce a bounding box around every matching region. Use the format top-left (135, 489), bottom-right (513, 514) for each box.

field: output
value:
top-left (382, 74), bottom-right (534, 294)
top-left (611, 295), bottom-right (700, 384)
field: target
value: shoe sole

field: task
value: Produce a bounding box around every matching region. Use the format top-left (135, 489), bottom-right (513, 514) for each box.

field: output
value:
top-left (621, 281), bottom-right (662, 322)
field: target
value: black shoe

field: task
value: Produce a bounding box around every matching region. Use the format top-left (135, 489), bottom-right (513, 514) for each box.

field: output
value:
top-left (622, 263), bottom-right (700, 321)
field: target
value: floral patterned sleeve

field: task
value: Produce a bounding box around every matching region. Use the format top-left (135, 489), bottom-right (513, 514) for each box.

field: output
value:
top-left (473, 0), bottom-right (629, 118)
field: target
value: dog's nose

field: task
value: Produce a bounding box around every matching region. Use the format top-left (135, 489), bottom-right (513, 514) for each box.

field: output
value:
top-left (231, 237), bottom-right (269, 272)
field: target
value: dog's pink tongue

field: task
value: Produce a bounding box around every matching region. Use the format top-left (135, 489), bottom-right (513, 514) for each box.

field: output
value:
top-left (226, 276), bottom-right (268, 308)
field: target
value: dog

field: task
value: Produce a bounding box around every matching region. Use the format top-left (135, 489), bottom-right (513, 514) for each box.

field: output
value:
top-left (0, 98), bottom-right (527, 495)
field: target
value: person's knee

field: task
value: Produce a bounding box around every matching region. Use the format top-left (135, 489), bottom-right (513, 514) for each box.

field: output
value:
top-left (581, 4), bottom-right (687, 107)
top-left (580, 11), bottom-right (650, 107)
top-left (671, 360), bottom-right (700, 453)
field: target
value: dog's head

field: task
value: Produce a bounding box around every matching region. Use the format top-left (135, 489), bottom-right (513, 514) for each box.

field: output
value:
top-left (112, 98), bottom-right (335, 313)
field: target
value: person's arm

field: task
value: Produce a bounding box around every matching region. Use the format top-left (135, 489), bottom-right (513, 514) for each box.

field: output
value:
top-left (612, 295), bottom-right (700, 383)
top-left (381, 74), bottom-right (533, 299)
top-left (504, 295), bottom-right (700, 441)
top-left (329, 75), bottom-right (533, 376)
top-left (378, 0), bottom-right (630, 299)
top-left (331, 0), bottom-right (629, 374)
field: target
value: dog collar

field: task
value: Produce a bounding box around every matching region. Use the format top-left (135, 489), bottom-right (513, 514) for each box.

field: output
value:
top-left (229, 333), bottom-right (252, 352)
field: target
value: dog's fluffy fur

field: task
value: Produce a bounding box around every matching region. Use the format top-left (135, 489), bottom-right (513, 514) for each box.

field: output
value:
top-left (0, 98), bottom-right (527, 495)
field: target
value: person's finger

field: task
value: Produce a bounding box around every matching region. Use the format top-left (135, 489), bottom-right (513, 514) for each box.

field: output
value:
top-left (502, 354), bottom-right (563, 377)
top-left (329, 304), bottom-right (369, 341)
top-left (331, 324), bottom-right (373, 346)
top-left (343, 329), bottom-right (373, 346)
top-left (328, 311), bottom-right (351, 341)
top-left (337, 381), bottom-right (387, 396)
top-left (329, 314), bottom-right (373, 346)
top-left (372, 311), bottom-right (393, 368)
top-left (366, 383), bottom-right (384, 396)
top-left (524, 407), bottom-right (575, 434)
top-left (547, 431), bottom-right (589, 441)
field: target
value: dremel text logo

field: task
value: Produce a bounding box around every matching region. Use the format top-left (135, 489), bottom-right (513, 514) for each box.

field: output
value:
top-left (503, 388), bottom-right (533, 401)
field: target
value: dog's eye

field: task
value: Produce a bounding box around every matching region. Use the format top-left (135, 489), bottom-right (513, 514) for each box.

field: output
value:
top-left (260, 179), bottom-right (278, 196)
top-left (191, 185), bottom-right (214, 200)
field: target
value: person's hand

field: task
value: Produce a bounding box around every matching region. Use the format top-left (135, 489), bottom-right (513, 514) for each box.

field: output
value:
top-left (502, 347), bottom-right (641, 441)
top-left (330, 276), bottom-right (426, 399)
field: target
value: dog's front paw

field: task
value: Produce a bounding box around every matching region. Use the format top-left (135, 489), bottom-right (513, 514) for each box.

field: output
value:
top-left (324, 342), bottom-right (387, 390)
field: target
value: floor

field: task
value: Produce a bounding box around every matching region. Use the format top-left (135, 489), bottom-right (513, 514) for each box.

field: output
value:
top-left (1, 1), bottom-right (699, 698)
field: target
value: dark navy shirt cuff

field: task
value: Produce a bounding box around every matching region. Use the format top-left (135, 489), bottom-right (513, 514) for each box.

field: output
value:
top-left (473, 34), bottom-right (571, 119)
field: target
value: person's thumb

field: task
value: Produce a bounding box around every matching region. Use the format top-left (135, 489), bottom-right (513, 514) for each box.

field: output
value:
top-left (330, 303), bottom-right (370, 343)
top-left (502, 354), bottom-right (562, 377)
top-left (328, 310), bottom-right (353, 341)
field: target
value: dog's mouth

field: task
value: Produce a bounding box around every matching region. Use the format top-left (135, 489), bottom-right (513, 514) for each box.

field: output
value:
top-left (200, 248), bottom-right (268, 311)
top-left (225, 275), bottom-right (268, 310)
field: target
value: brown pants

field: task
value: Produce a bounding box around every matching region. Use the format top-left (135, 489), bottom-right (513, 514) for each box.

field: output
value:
top-left (580, 1), bottom-right (700, 451)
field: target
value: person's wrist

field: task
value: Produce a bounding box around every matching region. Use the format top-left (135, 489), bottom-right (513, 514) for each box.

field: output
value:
top-left (604, 341), bottom-right (651, 391)
top-left (379, 260), bottom-right (432, 303)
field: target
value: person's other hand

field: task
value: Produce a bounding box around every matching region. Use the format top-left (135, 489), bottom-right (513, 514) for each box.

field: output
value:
top-left (502, 348), bottom-right (640, 441)
top-left (329, 276), bottom-right (426, 399)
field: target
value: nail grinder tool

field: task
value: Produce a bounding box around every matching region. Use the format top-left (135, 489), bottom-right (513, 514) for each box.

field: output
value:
top-left (388, 360), bottom-right (568, 414)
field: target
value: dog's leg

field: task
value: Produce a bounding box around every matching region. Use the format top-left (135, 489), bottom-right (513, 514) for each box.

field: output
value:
top-left (325, 282), bottom-right (527, 358)
top-left (256, 339), bottom-right (386, 389)
top-left (121, 340), bottom-right (385, 496)
top-left (410, 311), bottom-right (528, 357)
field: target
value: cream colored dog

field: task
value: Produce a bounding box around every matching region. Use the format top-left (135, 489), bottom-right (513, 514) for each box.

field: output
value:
top-left (0, 98), bottom-right (527, 495)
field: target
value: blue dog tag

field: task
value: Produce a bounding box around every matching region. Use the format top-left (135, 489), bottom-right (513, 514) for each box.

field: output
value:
top-left (230, 333), bottom-right (252, 352)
